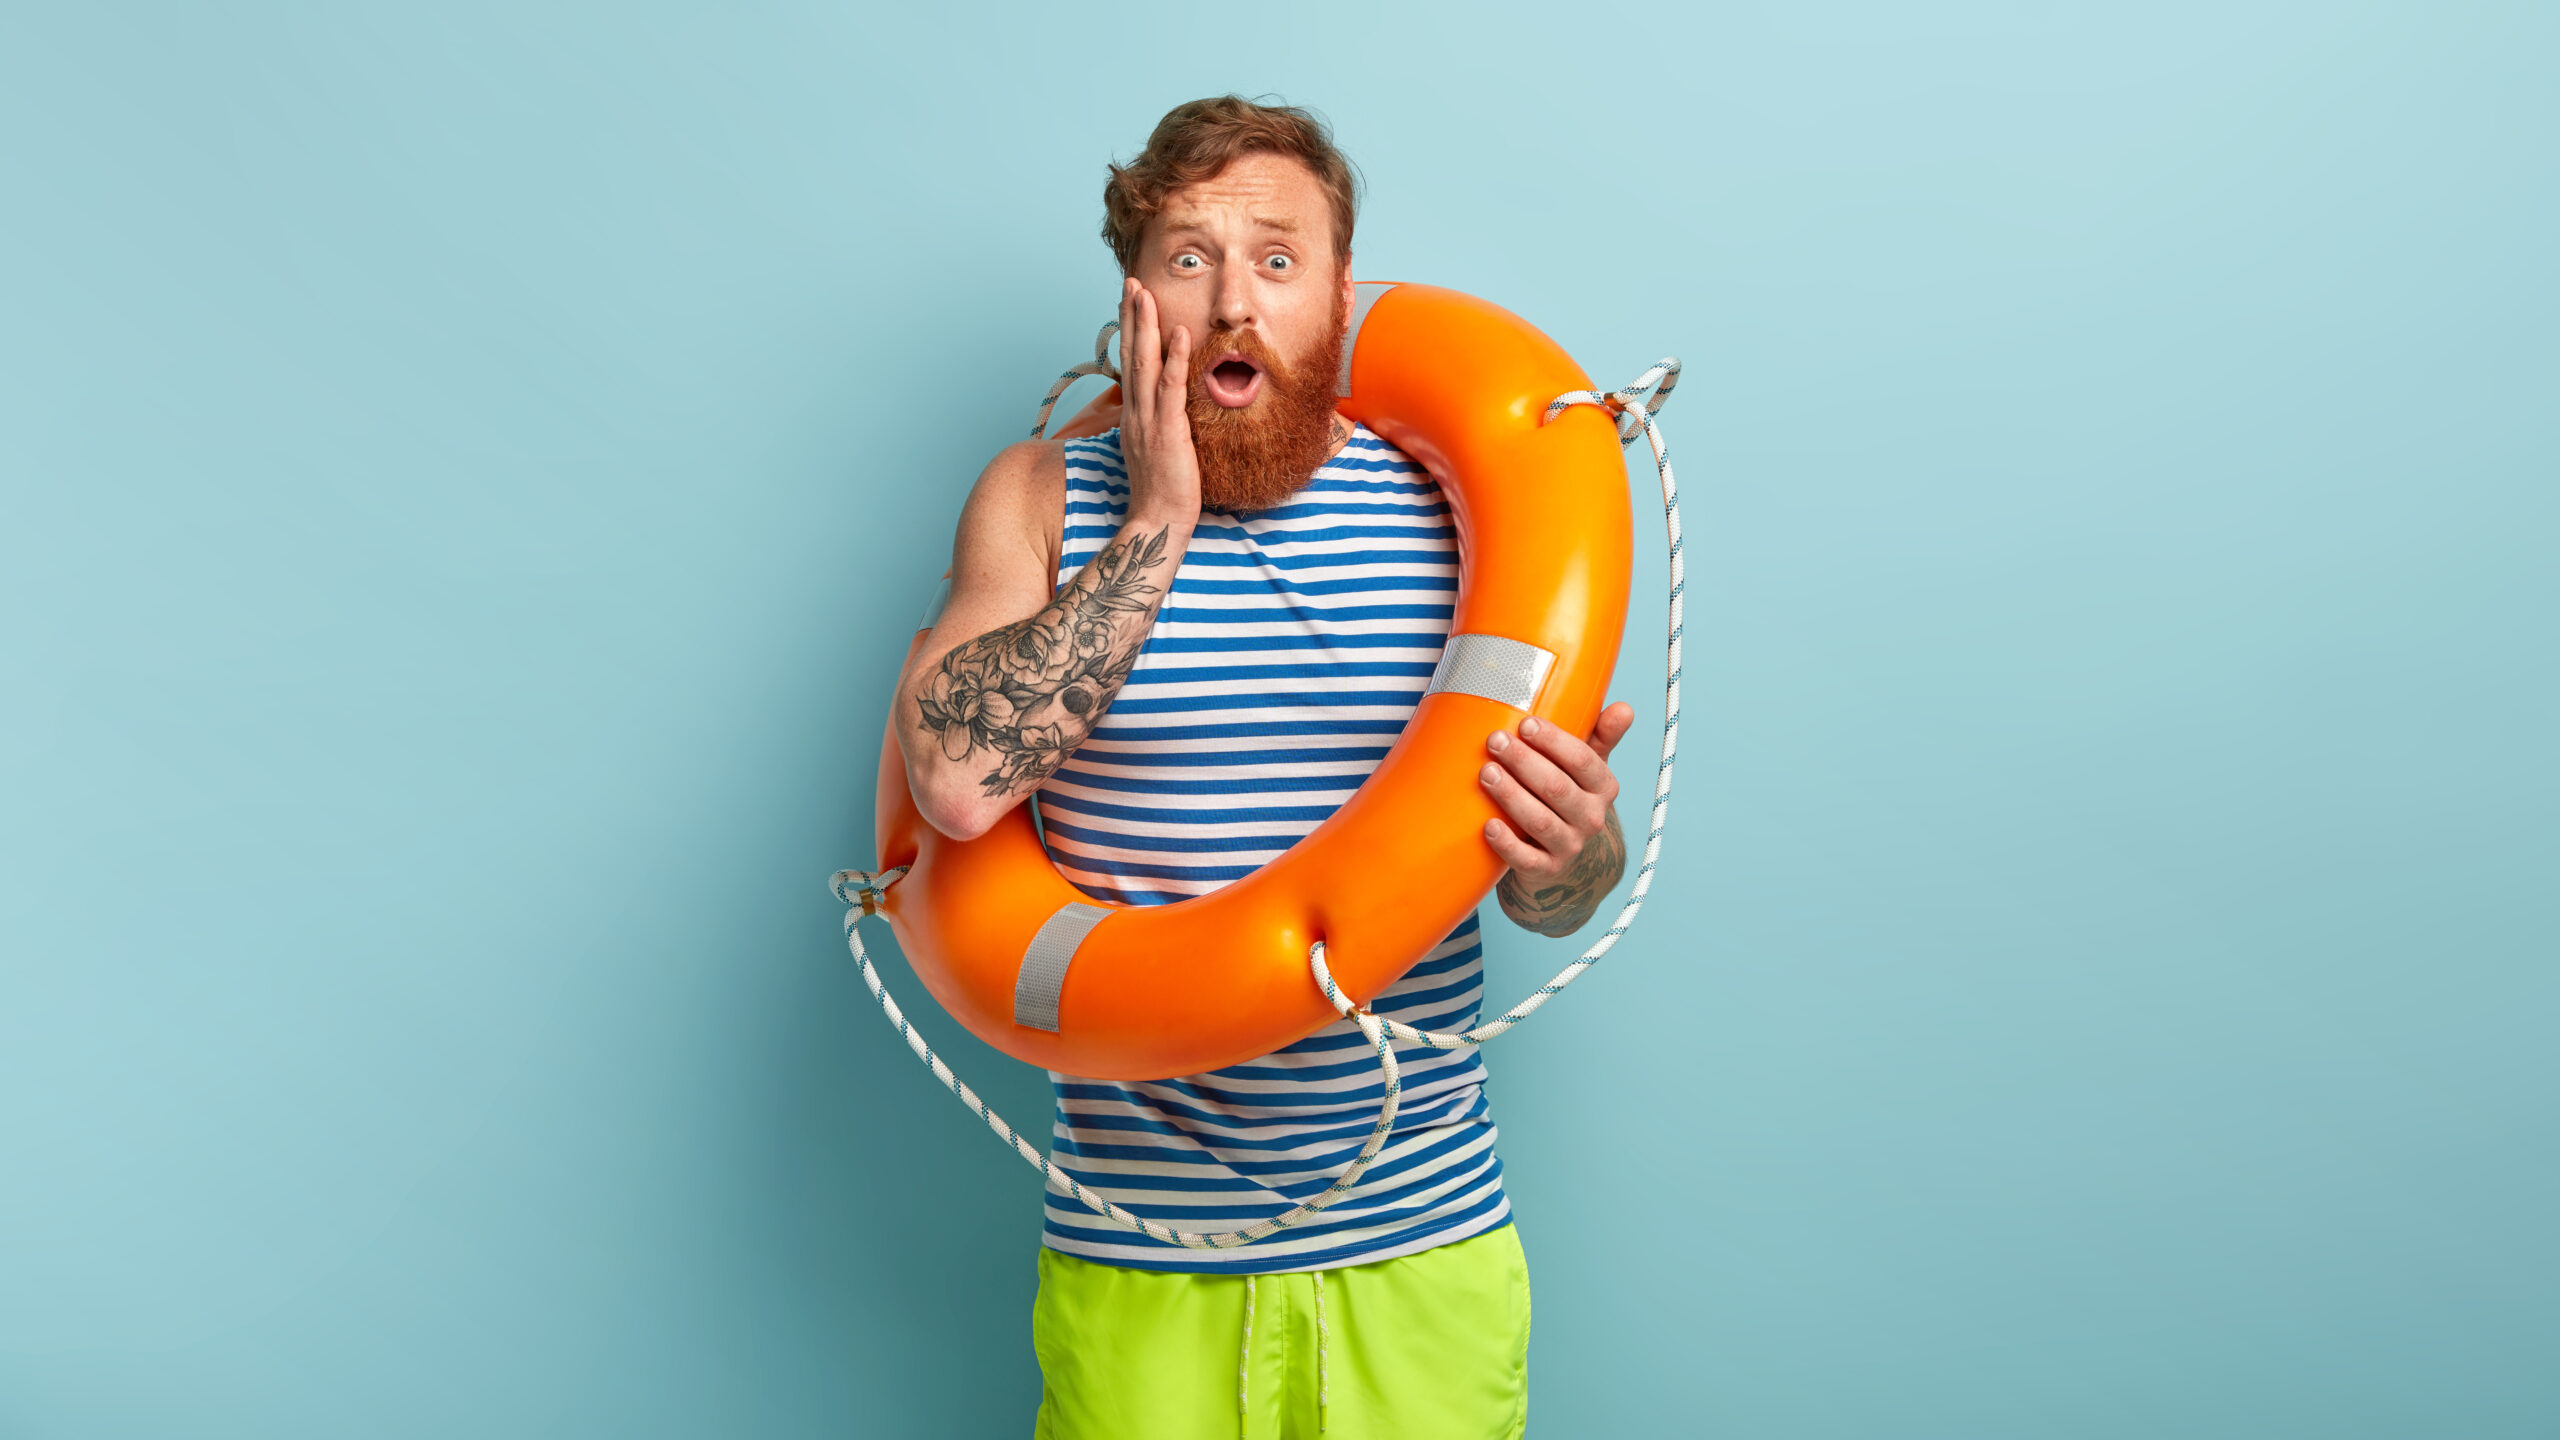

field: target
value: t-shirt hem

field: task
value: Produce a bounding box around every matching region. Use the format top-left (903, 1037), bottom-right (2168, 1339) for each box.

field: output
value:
top-left (1038, 1202), bottom-right (1513, 1277)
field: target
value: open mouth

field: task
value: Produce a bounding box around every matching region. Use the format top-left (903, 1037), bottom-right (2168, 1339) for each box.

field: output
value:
top-left (1203, 354), bottom-right (1265, 408)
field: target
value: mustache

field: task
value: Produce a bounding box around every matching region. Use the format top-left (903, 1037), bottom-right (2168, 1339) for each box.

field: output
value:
top-left (1188, 327), bottom-right (1298, 392)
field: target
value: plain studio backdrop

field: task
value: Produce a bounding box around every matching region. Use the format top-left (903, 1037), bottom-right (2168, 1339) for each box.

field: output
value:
top-left (3, 2), bottom-right (2553, 1436)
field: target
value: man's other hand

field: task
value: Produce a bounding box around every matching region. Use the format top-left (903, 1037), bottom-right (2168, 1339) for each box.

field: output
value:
top-left (1482, 702), bottom-right (1636, 938)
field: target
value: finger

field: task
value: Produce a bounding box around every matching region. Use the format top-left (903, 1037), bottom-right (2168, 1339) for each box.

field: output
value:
top-left (1118, 279), bottom-right (1145, 428)
top-left (1488, 729), bottom-right (1605, 831)
top-left (1482, 817), bottom-right (1558, 876)
top-left (1162, 323), bottom-right (1192, 409)
top-left (1128, 283), bottom-right (1160, 424)
top-left (1514, 714), bottom-right (1616, 799)
top-left (1587, 702), bottom-right (1636, 763)
top-left (1481, 758), bottom-right (1579, 854)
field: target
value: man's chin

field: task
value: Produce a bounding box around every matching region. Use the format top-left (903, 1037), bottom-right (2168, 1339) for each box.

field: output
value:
top-left (1199, 484), bottom-right (1302, 514)
top-left (1197, 445), bottom-right (1338, 513)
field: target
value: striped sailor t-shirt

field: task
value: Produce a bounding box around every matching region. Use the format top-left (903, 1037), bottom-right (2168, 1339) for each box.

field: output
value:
top-left (1032, 423), bottom-right (1511, 1275)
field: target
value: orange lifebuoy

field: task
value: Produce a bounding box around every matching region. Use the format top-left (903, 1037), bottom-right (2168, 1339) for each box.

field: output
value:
top-left (872, 283), bottom-right (1634, 1082)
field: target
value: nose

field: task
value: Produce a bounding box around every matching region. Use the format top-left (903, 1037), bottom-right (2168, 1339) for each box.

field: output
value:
top-left (1210, 261), bottom-right (1256, 334)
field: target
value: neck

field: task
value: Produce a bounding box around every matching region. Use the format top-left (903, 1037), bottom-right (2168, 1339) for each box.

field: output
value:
top-left (1322, 413), bottom-right (1354, 461)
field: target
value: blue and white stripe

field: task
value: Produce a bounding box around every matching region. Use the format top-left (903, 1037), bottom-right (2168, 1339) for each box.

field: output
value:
top-left (1035, 424), bottom-right (1510, 1274)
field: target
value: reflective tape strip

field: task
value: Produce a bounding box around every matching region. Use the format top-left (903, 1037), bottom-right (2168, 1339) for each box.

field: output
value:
top-left (1335, 283), bottom-right (1400, 398)
top-left (1423, 633), bottom-right (1557, 710)
top-left (917, 576), bottom-right (951, 631)
top-left (1014, 901), bottom-right (1112, 1032)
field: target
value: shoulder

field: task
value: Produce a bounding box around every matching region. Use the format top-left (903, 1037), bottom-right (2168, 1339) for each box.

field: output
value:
top-left (955, 439), bottom-right (1068, 574)
top-left (962, 438), bottom-right (1069, 524)
top-left (974, 437), bottom-right (1067, 496)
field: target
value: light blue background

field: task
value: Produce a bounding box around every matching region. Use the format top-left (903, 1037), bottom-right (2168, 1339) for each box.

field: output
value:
top-left (4, 2), bottom-right (2553, 1435)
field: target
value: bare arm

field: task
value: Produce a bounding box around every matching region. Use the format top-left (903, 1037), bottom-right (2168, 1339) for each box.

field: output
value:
top-left (898, 501), bottom-right (1184, 838)
top-left (894, 279), bottom-right (1201, 841)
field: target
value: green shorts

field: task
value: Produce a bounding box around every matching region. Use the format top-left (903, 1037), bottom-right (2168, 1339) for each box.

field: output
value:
top-left (1031, 1223), bottom-right (1531, 1440)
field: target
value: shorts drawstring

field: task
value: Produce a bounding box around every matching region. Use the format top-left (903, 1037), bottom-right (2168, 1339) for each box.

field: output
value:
top-left (1313, 1269), bottom-right (1330, 1431)
top-left (1239, 1273), bottom-right (1256, 1436)
top-left (1238, 1269), bottom-right (1333, 1435)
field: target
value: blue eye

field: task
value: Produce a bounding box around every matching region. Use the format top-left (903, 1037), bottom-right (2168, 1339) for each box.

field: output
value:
top-left (1268, 255), bottom-right (1292, 271)
top-left (1174, 254), bottom-right (1203, 271)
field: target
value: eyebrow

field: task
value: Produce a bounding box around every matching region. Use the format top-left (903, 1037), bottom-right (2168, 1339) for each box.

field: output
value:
top-left (1158, 212), bottom-right (1306, 238)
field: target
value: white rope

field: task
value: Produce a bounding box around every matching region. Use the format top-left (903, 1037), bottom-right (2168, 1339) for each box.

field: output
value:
top-left (1239, 1274), bottom-right (1256, 1429)
top-left (1313, 1268), bottom-right (1329, 1427)
top-left (832, 353), bottom-right (1687, 1250)
top-left (1027, 321), bottom-right (1121, 440)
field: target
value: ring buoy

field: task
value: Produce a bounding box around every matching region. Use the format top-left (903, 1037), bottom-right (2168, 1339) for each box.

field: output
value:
top-left (872, 283), bottom-right (1633, 1081)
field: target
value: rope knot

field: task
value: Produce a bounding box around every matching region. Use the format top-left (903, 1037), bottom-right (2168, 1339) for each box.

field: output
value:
top-left (1307, 941), bottom-right (1366, 1021)
top-left (1543, 357), bottom-right (1682, 446)
top-left (830, 867), bottom-right (907, 916)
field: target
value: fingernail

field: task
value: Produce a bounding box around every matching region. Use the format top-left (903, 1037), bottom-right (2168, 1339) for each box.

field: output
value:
top-left (1481, 763), bottom-right (1501, 785)
top-left (1487, 731), bottom-right (1510, 752)
top-left (1485, 820), bottom-right (1502, 838)
top-left (1520, 717), bottom-right (1541, 737)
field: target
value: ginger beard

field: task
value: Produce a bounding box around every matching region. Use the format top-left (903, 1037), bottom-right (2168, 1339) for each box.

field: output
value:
top-left (1184, 308), bottom-right (1347, 513)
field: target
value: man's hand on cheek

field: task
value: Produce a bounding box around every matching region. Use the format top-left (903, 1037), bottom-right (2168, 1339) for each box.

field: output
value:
top-left (1118, 277), bottom-right (1202, 528)
top-left (1481, 702), bottom-right (1637, 939)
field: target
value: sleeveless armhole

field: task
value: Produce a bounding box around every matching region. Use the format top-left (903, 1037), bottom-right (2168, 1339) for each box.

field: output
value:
top-left (1040, 439), bottom-right (1071, 597)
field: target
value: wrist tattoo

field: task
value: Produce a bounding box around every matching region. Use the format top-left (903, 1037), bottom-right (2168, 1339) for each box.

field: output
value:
top-left (914, 526), bottom-right (1171, 796)
top-left (1498, 808), bottom-right (1628, 938)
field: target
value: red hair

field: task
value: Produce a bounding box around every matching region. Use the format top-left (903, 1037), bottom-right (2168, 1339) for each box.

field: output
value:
top-left (1102, 96), bottom-right (1361, 274)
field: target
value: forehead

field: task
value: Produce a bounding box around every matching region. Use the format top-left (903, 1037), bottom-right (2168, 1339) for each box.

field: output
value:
top-left (1152, 152), bottom-right (1333, 239)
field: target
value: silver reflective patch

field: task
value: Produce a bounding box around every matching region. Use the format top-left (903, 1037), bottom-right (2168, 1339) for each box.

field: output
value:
top-left (917, 576), bottom-right (952, 632)
top-left (1336, 283), bottom-right (1400, 399)
top-left (1423, 634), bottom-right (1557, 711)
top-left (1014, 901), bottom-right (1113, 1032)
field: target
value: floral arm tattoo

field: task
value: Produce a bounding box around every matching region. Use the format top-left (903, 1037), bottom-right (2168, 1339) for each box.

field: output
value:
top-left (914, 526), bottom-right (1174, 797)
top-left (1495, 808), bottom-right (1627, 938)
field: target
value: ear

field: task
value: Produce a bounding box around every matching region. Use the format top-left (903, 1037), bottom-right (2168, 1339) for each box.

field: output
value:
top-left (1338, 252), bottom-right (1356, 323)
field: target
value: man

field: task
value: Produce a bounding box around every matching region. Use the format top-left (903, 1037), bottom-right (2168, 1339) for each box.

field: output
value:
top-left (897, 97), bottom-right (1634, 1439)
